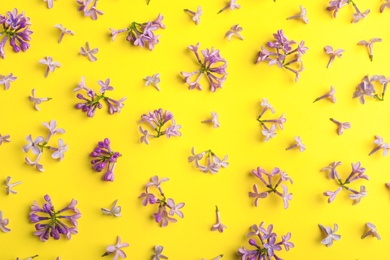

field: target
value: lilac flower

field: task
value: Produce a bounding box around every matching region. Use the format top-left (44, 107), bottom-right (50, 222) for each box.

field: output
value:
top-left (184, 6), bottom-right (202, 25)
top-left (29, 89), bottom-right (52, 111)
top-left (43, 120), bottom-right (65, 137)
top-left (352, 75), bottom-right (389, 103)
top-left (285, 136), bottom-right (305, 152)
top-left (259, 98), bottom-right (275, 118)
top-left (349, 185), bottom-right (366, 205)
top-left (319, 224), bottom-right (341, 247)
top-left (146, 176), bottom-right (169, 194)
top-left (55, 24), bottom-right (74, 43)
top-left (181, 43), bottom-right (228, 92)
top-left (167, 198), bottom-right (185, 218)
top-left (25, 154), bottom-right (44, 172)
top-left (218, 0), bottom-right (240, 14)
top-left (0, 134), bottom-right (10, 145)
top-left (0, 9), bottom-right (33, 59)
top-left (380, 0), bottom-right (390, 12)
top-left (225, 24), bottom-right (243, 41)
top-left (324, 46), bottom-right (344, 68)
top-left (5, 176), bottom-right (22, 195)
top-left (103, 236), bottom-right (129, 259)
top-left (30, 195), bottom-right (80, 241)
top-left (321, 161), bottom-right (342, 179)
top-left (0, 210), bottom-right (10, 232)
top-left (369, 135), bottom-right (390, 156)
top-left (152, 245), bottom-right (168, 260)
top-left (39, 56), bottom-right (61, 77)
top-left (261, 124), bottom-right (277, 142)
top-left (286, 5), bottom-right (309, 23)
top-left (43, 0), bottom-right (54, 9)
top-left (314, 86), bottom-right (336, 103)
top-left (101, 200), bottom-right (122, 217)
top-left (249, 184), bottom-right (269, 206)
top-left (23, 135), bottom-right (44, 155)
top-left (330, 118), bottom-right (351, 135)
top-left (80, 42), bottom-right (98, 62)
top-left (358, 38), bottom-right (382, 61)
top-left (16, 255), bottom-right (38, 260)
top-left (361, 222), bottom-right (381, 240)
top-left (90, 138), bottom-right (121, 182)
top-left (77, 0), bottom-right (104, 20)
top-left (144, 74), bottom-right (161, 91)
top-left (281, 232), bottom-right (294, 251)
top-left (352, 7), bottom-right (370, 23)
top-left (201, 112), bottom-right (220, 128)
top-left (211, 206), bottom-right (227, 233)
top-left (323, 187), bottom-right (342, 203)
top-left (327, 0), bottom-right (369, 23)
top-left (98, 78), bottom-right (114, 92)
top-left (0, 73), bottom-right (17, 90)
top-left (110, 14), bottom-right (165, 50)
top-left (51, 139), bottom-right (68, 161)
top-left (188, 148), bottom-right (228, 174)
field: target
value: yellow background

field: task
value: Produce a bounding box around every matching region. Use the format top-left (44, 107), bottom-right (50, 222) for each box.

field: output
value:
top-left (1, 0), bottom-right (390, 259)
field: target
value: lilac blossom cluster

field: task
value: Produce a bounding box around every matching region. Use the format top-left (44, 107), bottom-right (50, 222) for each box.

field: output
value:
top-left (74, 77), bottom-right (126, 117)
top-left (139, 176), bottom-right (185, 227)
top-left (0, 9), bottom-right (33, 59)
top-left (353, 75), bottom-right (389, 103)
top-left (29, 194), bottom-right (81, 241)
top-left (181, 43), bottom-right (228, 92)
top-left (256, 30), bottom-right (308, 82)
top-left (23, 120), bottom-right (67, 172)
top-left (139, 108), bottom-right (182, 144)
top-left (238, 222), bottom-right (294, 259)
top-left (188, 147), bottom-right (229, 174)
top-left (76, 0), bottom-right (103, 20)
top-left (249, 166), bottom-right (293, 209)
top-left (327, 0), bottom-right (370, 23)
top-left (321, 161), bottom-right (368, 205)
top-left (257, 98), bottom-right (286, 142)
top-left (90, 138), bottom-right (121, 182)
top-left (110, 14), bottom-right (165, 50)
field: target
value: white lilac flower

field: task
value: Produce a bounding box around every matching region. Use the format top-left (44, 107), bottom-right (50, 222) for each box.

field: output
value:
top-left (51, 139), bottom-right (68, 161)
top-left (39, 56), bottom-right (61, 77)
top-left (5, 176), bottom-right (22, 195)
top-left (101, 200), bottom-right (122, 217)
top-left (285, 136), bottom-right (306, 152)
top-left (369, 135), bottom-right (390, 156)
top-left (188, 148), bottom-right (228, 174)
top-left (218, 0), bottom-right (240, 14)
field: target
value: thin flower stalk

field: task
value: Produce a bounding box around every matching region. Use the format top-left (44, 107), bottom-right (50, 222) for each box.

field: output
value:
top-left (55, 24), bottom-right (74, 43)
top-left (380, 0), bottom-right (390, 12)
top-left (324, 46), bottom-right (344, 68)
top-left (76, 0), bottom-right (104, 20)
top-left (188, 147), bottom-right (228, 174)
top-left (357, 38), bottom-right (382, 61)
top-left (353, 75), bottom-right (388, 103)
top-left (211, 206), bottom-right (227, 232)
top-left (313, 86), bottom-right (336, 103)
top-left (184, 6), bottom-right (202, 25)
top-left (5, 176), bottom-right (22, 195)
top-left (330, 118), bottom-right (351, 135)
top-left (0, 73), bottom-right (17, 90)
top-left (217, 0), bottom-right (240, 14)
top-left (90, 138), bottom-right (121, 182)
top-left (286, 5), bottom-right (308, 23)
top-left (369, 135), bottom-right (390, 156)
top-left (29, 89), bottom-right (52, 111)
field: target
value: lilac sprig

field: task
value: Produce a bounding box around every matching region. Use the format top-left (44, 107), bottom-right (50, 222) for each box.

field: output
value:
top-left (0, 9), bottom-right (33, 59)
top-left (139, 108), bottom-right (182, 144)
top-left (249, 167), bottom-right (293, 209)
top-left (181, 43), bottom-right (228, 92)
top-left (76, 0), bottom-right (104, 20)
top-left (74, 77), bottom-right (126, 117)
top-left (23, 120), bottom-right (67, 172)
top-left (139, 176), bottom-right (185, 227)
top-left (256, 30), bottom-right (308, 82)
top-left (90, 138), bottom-right (121, 182)
top-left (109, 14), bottom-right (165, 50)
top-left (321, 161), bottom-right (368, 205)
top-left (327, 0), bottom-right (370, 23)
top-left (188, 147), bottom-right (229, 174)
top-left (353, 75), bottom-right (389, 103)
top-left (29, 194), bottom-right (81, 241)
top-left (257, 98), bottom-right (286, 142)
top-left (238, 222), bottom-right (294, 259)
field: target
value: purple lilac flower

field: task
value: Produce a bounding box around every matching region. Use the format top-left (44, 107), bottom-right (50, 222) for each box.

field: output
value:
top-left (90, 138), bottom-right (121, 182)
top-left (184, 6), bottom-right (202, 25)
top-left (152, 245), bottom-right (168, 260)
top-left (110, 14), bottom-right (165, 50)
top-left (257, 100), bottom-right (286, 141)
top-left (139, 176), bottom-right (185, 227)
top-left (80, 42), bottom-right (98, 62)
top-left (5, 176), bottom-right (22, 195)
top-left (181, 43), bottom-right (228, 92)
top-left (249, 167), bottom-right (293, 209)
top-left (285, 136), bottom-right (305, 152)
top-left (201, 112), bottom-right (220, 128)
top-left (29, 195), bottom-right (80, 241)
top-left (39, 56), bottom-right (61, 77)
top-left (218, 0), bottom-right (240, 14)
top-left (353, 75), bottom-right (388, 103)
top-left (0, 73), bottom-right (17, 90)
top-left (102, 236), bottom-right (129, 259)
top-left (330, 118), bottom-right (351, 135)
top-left (349, 185), bottom-right (367, 205)
top-left (225, 24), bottom-right (243, 41)
top-left (327, 0), bottom-right (369, 23)
top-left (0, 210), bottom-right (10, 232)
top-left (188, 147), bottom-right (228, 174)
top-left (358, 38), bottom-right (382, 61)
top-left (29, 89), bottom-right (52, 111)
top-left (77, 0), bottom-right (104, 20)
top-left (286, 5), bottom-right (309, 23)
top-left (139, 109), bottom-right (181, 143)
top-left (313, 86), bottom-right (336, 103)
top-left (369, 135), bottom-right (390, 156)
top-left (380, 0), bottom-right (390, 12)
top-left (319, 224), bottom-right (341, 247)
top-left (0, 9), bottom-right (33, 59)
top-left (256, 30), bottom-right (307, 82)
top-left (55, 24), bottom-right (74, 43)
top-left (361, 222), bottom-right (381, 240)
top-left (324, 46), bottom-right (344, 68)
top-left (101, 200), bottom-right (122, 217)
top-left (144, 73), bottom-right (161, 91)
top-left (74, 77), bottom-right (126, 117)
top-left (239, 222), bottom-right (293, 259)
top-left (211, 206), bottom-right (227, 233)
top-left (0, 134), bottom-right (10, 145)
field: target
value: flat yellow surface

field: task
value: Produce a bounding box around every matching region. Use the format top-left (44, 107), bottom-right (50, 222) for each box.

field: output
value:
top-left (1, 0), bottom-right (390, 259)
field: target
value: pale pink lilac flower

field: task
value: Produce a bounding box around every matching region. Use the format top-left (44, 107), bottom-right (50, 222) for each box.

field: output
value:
top-left (202, 255), bottom-right (223, 260)
top-left (319, 224), bottom-right (341, 247)
top-left (259, 98), bottom-right (275, 118)
top-left (103, 236), bottom-right (129, 259)
top-left (0, 134), bottom-right (10, 145)
top-left (101, 200), bottom-right (122, 217)
top-left (353, 75), bottom-right (389, 103)
top-left (80, 42), bottom-right (98, 62)
top-left (211, 206), bottom-right (227, 233)
top-left (349, 185), bottom-right (366, 205)
top-left (358, 38), bottom-right (382, 61)
top-left (218, 0), bottom-right (240, 14)
top-left (352, 6), bottom-right (370, 23)
top-left (29, 89), bottom-right (52, 111)
top-left (55, 24), bottom-right (74, 43)
top-left (146, 176), bottom-right (169, 194)
top-left (0, 73), bottom-right (17, 90)
top-left (225, 24), bottom-right (243, 41)
top-left (380, 0), bottom-right (390, 12)
top-left (39, 56), bottom-right (60, 77)
top-left (152, 245), bottom-right (168, 260)
top-left (144, 74), bottom-right (161, 91)
top-left (285, 136), bottom-right (305, 152)
top-left (77, 0), bottom-right (104, 20)
top-left (201, 112), bottom-right (220, 128)
top-left (51, 139), bottom-right (68, 161)
top-left (286, 5), bottom-right (309, 23)
top-left (167, 198), bottom-right (185, 218)
top-left (314, 86), bottom-right (336, 103)
top-left (324, 46), bottom-right (344, 68)
top-left (323, 187), bottom-right (342, 203)
top-left (184, 6), bottom-right (202, 25)
top-left (361, 222), bottom-right (381, 240)
top-left (327, 0), bottom-right (369, 22)
top-left (5, 176), bottom-right (22, 195)
top-left (330, 118), bottom-right (351, 135)
top-left (369, 135), bottom-right (390, 156)
top-left (25, 154), bottom-right (44, 172)
top-left (43, 120), bottom-right (65, 138)
top-left (188, 148), bottom-right (228, 174)
top-left (257, 99), bottom-right (286, 140)
top-left (261, 124), bottom-right (277, 142)
top-left (0, 210), bottom-right (10, 232)
top-left (139, 126), bottom-right (152, 144)
top-left (43, 0), bottom-right (54, 9)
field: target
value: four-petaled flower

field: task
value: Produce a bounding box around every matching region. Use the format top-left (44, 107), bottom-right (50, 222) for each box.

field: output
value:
top-left (29, 89), bottom-right (52, 111)
top-left (55, 24), bottom-right (75, 43)
top-left (211, 206), bottom-right (227, 233)
top-left (188, 148), bottom-right (229, 174)
top-left (369, 135), bottom-right (390, 156)
top-left (0, 73), bottom-right (17, 90)
top-left (361, 222), bottom-right (381, 240)
top-left (319, 223), bottom-right (341, 247)
top-left (144, 74), bottom-right (161, 91)
top-left (103, 236), bottom-right (129, 260)
top-left (0, 210), bottom-right (10, 232)
top-left (80, 42), bottom-right (98, 62)
top-left (358, 38), bottom-right (382, 61)
top-left (225, 24), bottom-right (244, 41)
top-left (77, 0), bottom-right (104, 20)
top-left (324, 46), bottom-right (344, 68)
top-left (152, 245), bottom-right (168, 260)
top-left (39, 56), bottom-right (61, 77)
top-left (330, 118), bottom-right (351, 135)
top-left (286, 5), bottom-right (309, 24)
top-left (184, 6), bottom-right (202, 25)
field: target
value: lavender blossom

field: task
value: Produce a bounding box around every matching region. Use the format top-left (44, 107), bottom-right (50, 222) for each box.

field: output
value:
top-left (90, 138), bottom-right (121, 182)
top-left (285, 136), bottom-right (305, 152)
top-left (55, 24), bottom-right (74, 43)
top-left (327, 0), bottom-right (369, 23)
top-left (218, 0), bottom-right (240, 14)
top-left (324, 46), bottom-right (344, 68)
top-left (0, 210), bottom-right (10, 232)
top-left (0, 134), bottom-right (10, 145)
top-left (319, 224), bottom-right (341, 247)
top-left (39, 56), bottom-right (61, 78)
top-left (181, 43), bottom-right (228, 92)
top-left (330, 118), bottom-right (351, 135)
top-left (313, 86), bottom-right (336, 103)
top-left (5, 176), bottom-right (22, 195)
top-left (361, 222), bottom-right (381, 240)
top-left (201, 112), bottom-right (220, 128)
top-left (152, 245), bottom-right (168, 260)
top-left (77, 0), bottom-right (103, 20)
top-left (358, 38), bottom-right (382, 61)
top-left (80, 42), bottom-right (98, 62)
top-left (225, 24), bottom-right (243, 41)
top-left (144, 73), bottom-right (161, 91)
top-left (286, 5), bottom-right (309, 23)
top-left (184, 6), bottom-right (202, 25)
top-left (211, 206), bottom-right (227, 233)
top-left (30, 195), bottom-right (81, 241)
top-left (29, 89), bottom-right (52, 111)
top-left (369, 135), bottom-right (390, 156)
top-left (0, 9), bottom-right (33, 59)
top-left (0, 73), bottom-right (17, 90)
top-left (188, 147), bottom-right (228, 174)
top-left (102, 236), bottom-right (129, 259)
